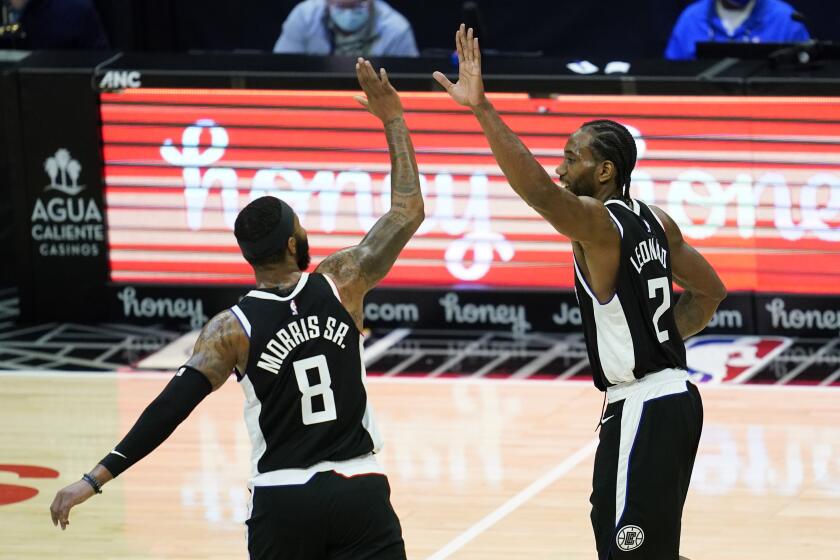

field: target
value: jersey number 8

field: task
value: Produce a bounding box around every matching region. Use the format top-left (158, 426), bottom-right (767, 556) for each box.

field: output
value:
top-left (293, 355), bottom-right (338, 425)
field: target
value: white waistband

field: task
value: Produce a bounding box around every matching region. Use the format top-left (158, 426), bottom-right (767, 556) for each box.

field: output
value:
top-left (250, 453), bottom-right (384, 487)
top-left (606, 368), bottom-right (689, 404)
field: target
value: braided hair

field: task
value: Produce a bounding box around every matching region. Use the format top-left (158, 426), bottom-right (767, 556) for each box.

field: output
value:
top-left (580, 120), bottom-right (637, 200)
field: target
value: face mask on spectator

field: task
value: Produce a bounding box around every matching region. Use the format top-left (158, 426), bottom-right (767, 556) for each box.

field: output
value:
top-left (329, 3), bottom-right (370, 32)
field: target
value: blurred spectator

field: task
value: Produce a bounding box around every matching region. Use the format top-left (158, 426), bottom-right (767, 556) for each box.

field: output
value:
top-left (273, 0), bottom-right (418, 57)
top-left (0, 0), bottom-right (109, 49)
top-left (665, 0), bottom-right (809, 60)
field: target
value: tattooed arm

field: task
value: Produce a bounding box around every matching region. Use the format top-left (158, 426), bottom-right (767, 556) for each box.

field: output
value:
top-left (650, 206), bottom-right (727, 339)
top-left (316, 59), bottom-right (424, 330)
top-left (185, 310), bottom-right (249, 389)
top-left (49, 311), bottom-right (247, 530)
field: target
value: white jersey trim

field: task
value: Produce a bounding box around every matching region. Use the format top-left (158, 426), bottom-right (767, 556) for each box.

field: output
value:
top-left (648, 205), bottom-right (667, 235)
top-left (230, 305), bottom-right (251, 337)
top-left (249, 453), bottom-right (384, 487)
top-left (605, 198), bottom-right (633, 214)
top-left (606, 207), bottom-right (624, 238)
top-left (322, 274), bottom-right (342, 302)
top-left (605, 198), bottom-right (642, 216)
top-left (240, 375), bottom-right (267, 478)
top-left (359, 333), bottom-right (384, 453)
top-left (606, 367), bottom-right (689, 403)
top-left (593, 297), bottom-right (636, 384)
top-left (611, 368), bottom-right (689, 526)
top-left (245, 273), bottom-right (309, 302)
top-left (573, 256), bottom-right (635, 384)
top-left (573, 255), bottom-right (617, 306)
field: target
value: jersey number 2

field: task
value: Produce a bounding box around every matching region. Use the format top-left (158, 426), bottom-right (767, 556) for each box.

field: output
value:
top-left (293, 355), bottom-right (338, 425)
top-left (648, 276), bottom-right (671, 343)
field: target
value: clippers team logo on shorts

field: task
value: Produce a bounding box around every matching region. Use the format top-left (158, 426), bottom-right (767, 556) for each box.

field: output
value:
top-left (616, 525), bottom-right (644, 551)
top-left (686, 335), bottom-right (792, 384)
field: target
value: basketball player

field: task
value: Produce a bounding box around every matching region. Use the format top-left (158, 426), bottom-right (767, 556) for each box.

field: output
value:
top-left (435, 25), bottom-right (726, 559)
top-left (49, 58), bottom-right (423, 560)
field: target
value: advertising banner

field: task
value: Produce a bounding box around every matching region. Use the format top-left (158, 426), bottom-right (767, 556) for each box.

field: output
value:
top-left (107, 283), bottom-right (757, 338)
top-left (16, 71), bottom-right (109, 321)
top-left (99, 90), bottom-right (840, 296)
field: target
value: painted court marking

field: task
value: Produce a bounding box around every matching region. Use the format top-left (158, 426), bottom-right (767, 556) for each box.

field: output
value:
top-left (426, 438), bottom-right (599, 560)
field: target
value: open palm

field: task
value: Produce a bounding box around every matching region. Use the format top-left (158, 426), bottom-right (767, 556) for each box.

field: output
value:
top-left (434, 24), bottom-right (485, 108)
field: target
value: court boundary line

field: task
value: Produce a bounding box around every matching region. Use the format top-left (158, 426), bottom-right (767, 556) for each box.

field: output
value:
top-left (425, 438), bottom-right (599, 560)
top-left (0, 369), bottom-right (839, 392)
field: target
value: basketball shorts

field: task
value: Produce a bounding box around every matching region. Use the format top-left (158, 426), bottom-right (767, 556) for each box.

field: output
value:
top-left (590, 368), bottom-right (703, 559)
top-left (246, 471), bottom-right (406, 560)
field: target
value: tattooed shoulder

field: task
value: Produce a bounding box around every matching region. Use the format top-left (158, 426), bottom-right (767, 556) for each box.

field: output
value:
top-left (186, 310), bottom-right (246, 390)
top-left (316, 247), bottom-right (362, 281)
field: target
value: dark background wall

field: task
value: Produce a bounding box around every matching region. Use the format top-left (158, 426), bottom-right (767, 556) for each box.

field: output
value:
top-left (94, 0), bottom-right (839, 57)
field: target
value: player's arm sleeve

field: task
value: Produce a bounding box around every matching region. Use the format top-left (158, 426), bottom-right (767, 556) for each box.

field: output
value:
top-left (97, 366), bottom-right (212, 478)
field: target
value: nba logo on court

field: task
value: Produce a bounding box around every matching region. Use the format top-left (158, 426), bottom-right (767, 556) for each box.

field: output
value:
top-left (685, 335), bottom-right (792, 384)
top-left (616, 525), bottom-right (644, 551)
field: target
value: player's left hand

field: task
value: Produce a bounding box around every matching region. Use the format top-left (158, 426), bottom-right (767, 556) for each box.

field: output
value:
top-left (354, 58), bottom-right (404, 123)
top-left (50, 479), bottom-right (95, 530)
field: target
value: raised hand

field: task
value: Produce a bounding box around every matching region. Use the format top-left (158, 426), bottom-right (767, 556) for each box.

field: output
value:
top-left (354, 58), bottom-right (404, 124)
top-left (433, 24), bottom-right (485, 108)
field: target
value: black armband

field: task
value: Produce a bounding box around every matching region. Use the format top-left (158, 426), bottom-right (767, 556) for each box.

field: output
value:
top-left (99, 366), bottom-right (212, 478)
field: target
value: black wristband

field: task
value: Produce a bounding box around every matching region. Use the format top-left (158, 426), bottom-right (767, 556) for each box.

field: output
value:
top-left (82, 473), bottom-right (103, 494)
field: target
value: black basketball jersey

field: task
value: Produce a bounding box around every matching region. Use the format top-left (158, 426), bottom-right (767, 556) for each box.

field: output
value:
top-left (229, 272), bottom-right (381, 477)
top-left (574, 199), bottom-right (687, 391)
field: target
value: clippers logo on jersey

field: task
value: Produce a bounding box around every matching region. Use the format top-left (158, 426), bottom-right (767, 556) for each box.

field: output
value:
top-left (616, 525), bottom-right (645, 551)
top-left (257, 315), bottom-right (350, 374)
top-left (686, 335), bottom-right (792, 383)
top-left (630, 236), bottom-right (668, 274)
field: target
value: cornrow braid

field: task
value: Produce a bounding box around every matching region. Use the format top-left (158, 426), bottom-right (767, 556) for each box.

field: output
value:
top-left (581, 120), bottom-right (637, 200)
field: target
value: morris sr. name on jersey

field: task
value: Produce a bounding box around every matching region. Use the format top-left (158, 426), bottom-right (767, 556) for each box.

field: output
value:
top-left (257, 315), bottom-right (350, 374)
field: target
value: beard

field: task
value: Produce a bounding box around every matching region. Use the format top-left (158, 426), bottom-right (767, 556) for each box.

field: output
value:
top-left (295, 234), bottom-right (311, 271)
top-left (565, 177), bottom-right (596, 198)
top-left (565, 181), bottom-right (585, 197)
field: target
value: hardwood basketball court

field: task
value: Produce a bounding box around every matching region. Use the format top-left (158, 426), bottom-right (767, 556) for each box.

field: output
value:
top-left (2, 371), bottom-right (838, 559)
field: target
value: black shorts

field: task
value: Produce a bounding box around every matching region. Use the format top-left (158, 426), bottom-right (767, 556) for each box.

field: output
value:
top-left (590, 371), bottom-right (703, 559)
top-left (246, 471), bottom-right (405, 560)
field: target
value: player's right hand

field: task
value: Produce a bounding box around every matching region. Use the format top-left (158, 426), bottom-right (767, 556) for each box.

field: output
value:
top-left (354, 58), bottom-right (404, 124)
top-left (433, 24), bottom-right (486, 108)
top-left (50, 479), bottom-right (95, 530)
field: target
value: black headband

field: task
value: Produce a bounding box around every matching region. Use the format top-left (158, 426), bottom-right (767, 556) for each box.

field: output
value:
top-left (236, 199), bottom-right (295, 261)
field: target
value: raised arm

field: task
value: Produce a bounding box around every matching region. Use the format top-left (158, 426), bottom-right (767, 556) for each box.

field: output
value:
top-left (316, 59), bottom-right (424, 329)
top-left (434, 25), bottom-right (612, 244)
top-left (49, 310), bottom-right (246, 530)
top-left (651, 206), bottom-right (727, 338)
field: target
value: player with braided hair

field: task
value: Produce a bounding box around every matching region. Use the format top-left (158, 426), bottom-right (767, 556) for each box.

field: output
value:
top-left (581, 119), bottom-right (638, 201)
top-left (435, 24), bottom-right (726, 559)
